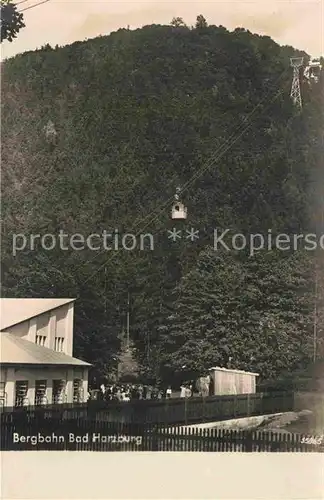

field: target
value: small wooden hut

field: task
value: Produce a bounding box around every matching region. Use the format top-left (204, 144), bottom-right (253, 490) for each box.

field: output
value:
top-left (208, 366), bottom-right (259, 395)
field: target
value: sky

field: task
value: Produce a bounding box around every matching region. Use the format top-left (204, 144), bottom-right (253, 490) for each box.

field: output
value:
top-left (1, 0), bottom-right (323, 60)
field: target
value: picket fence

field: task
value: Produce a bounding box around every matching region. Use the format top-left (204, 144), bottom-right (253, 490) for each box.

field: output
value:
top-left (1, 412), bottom-right (323, 452)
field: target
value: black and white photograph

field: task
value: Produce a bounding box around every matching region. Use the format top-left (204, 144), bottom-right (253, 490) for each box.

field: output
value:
top-left (0, 0), bottom-right (323, 497)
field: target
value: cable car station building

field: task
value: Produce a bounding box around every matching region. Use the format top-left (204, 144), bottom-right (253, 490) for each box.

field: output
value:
top-left (0, 298), bottom-right (91, 407)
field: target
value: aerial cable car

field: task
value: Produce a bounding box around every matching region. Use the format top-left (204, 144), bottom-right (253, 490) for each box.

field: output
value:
top-left (171, 186), bottom-right (187, 220)
top-left (304, 58), bottom-right (322, 84)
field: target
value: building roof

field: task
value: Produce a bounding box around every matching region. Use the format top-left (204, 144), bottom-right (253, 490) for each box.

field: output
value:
top-left (0, 298), bottom-right (76, 331)
top-left (0, 332), bottom-right (91, 367)
top-left (209, 367), bottom-right (259, 376)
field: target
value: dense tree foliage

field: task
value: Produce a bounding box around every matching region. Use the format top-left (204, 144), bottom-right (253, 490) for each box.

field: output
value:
top-left (1, 19), bottom-right (323, 383)
top-left (0, 0), bottom-right (25, 43)
top-left (158, 248), bottom-right (314, 380)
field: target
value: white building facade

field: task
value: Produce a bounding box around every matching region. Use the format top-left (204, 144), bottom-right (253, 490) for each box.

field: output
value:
top-left (0, 298), bottom-right (91, 407)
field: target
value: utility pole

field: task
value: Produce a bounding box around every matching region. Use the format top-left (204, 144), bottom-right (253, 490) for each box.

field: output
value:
top-left (313, 267), bottom-right (318, 363)
top-left (126, 291), bottom-right (130, 350)
top-left (104, 267), bottom-right (107, 316)
top-left (313, 207), bottom-right (324, 362)
top-left (147, 331), bottom-right (150, 364)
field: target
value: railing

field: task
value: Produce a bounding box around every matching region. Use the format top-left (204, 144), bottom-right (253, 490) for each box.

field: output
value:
top-left (14, 397), bottom-right (29, 407)
top-left (52, 392), bottom-right (67, 405)
top-left (0, 392), bottom-right (7, 407)
top-left (0, 418), bottom-right (322, 452)
top-left (89, 391), bottom-right (295, 425)
top-left (73, 389), bottom-right (84, 404)
top-left (0, 391), bottom-right (295, 426)
top-left (35, 394), bottom-right (48, 406)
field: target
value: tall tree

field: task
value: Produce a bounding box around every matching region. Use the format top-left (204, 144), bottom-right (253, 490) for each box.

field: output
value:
top-left (195, 15), bottom-right (208, 29)
top-left (0, 0), bottom-right (25, 42)
top-left (170, 17), bottom-right (186, 28)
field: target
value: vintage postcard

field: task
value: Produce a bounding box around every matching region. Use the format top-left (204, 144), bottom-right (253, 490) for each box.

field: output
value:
top-left (0, 0), bottom-right (323, 498)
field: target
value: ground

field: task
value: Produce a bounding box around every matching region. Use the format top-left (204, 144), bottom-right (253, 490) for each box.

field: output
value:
top-left (257, 409), bottom-right (323, 435)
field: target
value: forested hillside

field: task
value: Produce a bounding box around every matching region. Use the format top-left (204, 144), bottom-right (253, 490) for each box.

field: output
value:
top-left (1, 19), bottom-right (323, 384)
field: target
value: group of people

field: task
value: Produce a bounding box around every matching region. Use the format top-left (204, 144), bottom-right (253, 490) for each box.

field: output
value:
top-left (89, 383), bottom-right (173, 402)
top-left (180, 383), bottom-right (194, 398)
top-left (88, 380), bottom-right (196, 401)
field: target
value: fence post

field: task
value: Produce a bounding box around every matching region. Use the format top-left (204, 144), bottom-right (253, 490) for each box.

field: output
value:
top-left (151, 424), bottom-right (159, 451)
top-left (184, 397), bottom-right (188, 426)
top-left (164, 398), bottom-right (169, 425)
top-left (292, 391), bottom-right (296, 413)
top-left (202, 397), bottom-right (206, 423)
top-left (244, 430), bottom-right (253, 452)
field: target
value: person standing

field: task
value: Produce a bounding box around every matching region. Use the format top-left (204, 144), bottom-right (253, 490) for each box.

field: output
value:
top-left (151, 386), bottom-right (158, 400)
top-left (180, 384), bottom-right (186, 398)
top-left (138, 384), bottom-right (144, 400)
top-left (146, 385), bottom-right (152, 399)
top-left (166, 386), bottom-right (172, 399)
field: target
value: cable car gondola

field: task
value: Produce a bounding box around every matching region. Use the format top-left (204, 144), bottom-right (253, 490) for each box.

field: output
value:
top-left (171, 187), bottom-right (187, 220)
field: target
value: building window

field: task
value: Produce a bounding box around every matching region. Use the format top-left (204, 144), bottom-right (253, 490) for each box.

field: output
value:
top-left (0, 382), bottom-right (6, 407)
top-left (73, 379), bottom-right (83, 403)
top-left (35, 380), bottom-right (47, 405)
top-left (54, 337), bottom-right (64, 352)
top-left (52, 379), bottom-right (66, 404)
top-left (15, 381), bottom-right (29, 407)
top-left (35, 335), bottom-right (46, 346)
